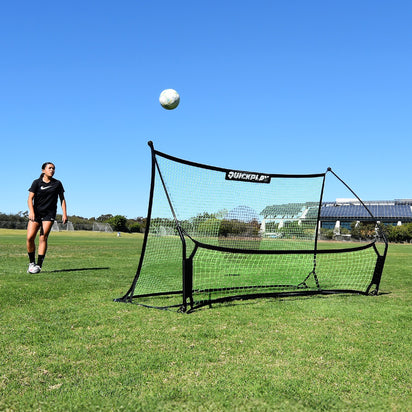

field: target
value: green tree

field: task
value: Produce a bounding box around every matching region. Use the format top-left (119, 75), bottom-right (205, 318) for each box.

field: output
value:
top-left (107, 215), bottom-right (128, 232)
top-left (97, 214), bottom-right (113, 222)
top-left (197, 217), bottom-right (220, 235)
top-left (351, 222), bottom-right (376, 240)
top-left (129, 222), bottom-right (142, 233)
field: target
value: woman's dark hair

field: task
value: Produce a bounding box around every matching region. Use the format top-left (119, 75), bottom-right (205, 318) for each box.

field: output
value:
top-left (40, 162), bottom-right (55, 178)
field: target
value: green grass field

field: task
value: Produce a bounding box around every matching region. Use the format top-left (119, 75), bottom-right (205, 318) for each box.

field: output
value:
top-left (0, 229), bottom-right (411, 411)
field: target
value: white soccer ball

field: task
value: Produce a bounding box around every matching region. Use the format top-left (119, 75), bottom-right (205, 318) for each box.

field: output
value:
top-left (159, 89), bottom-right (180, 110)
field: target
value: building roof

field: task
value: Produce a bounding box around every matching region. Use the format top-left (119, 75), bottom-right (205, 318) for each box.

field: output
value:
top-left (260, 200), bottom-right (412, 222)
top-left (320, 204), bottom-right (412, 220)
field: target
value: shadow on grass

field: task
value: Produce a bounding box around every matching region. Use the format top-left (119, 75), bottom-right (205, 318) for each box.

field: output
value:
top-left (43, 267), bottom-right (110, 273)
top-left (190, 290), bottom-right (392, 312)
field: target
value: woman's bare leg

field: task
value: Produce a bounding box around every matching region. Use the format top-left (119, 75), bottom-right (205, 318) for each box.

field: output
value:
top-left (38, 220), bottom-right (54, 267)
top-left (27, 220), bottom-right (40, 254)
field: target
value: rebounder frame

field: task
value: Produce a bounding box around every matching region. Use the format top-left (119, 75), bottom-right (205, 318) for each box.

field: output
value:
top-left (115, 141), bottom-right (388, 312)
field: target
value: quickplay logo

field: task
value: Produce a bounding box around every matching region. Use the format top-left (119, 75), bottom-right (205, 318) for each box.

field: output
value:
top-left (225, 170), bottom-right (271, 184)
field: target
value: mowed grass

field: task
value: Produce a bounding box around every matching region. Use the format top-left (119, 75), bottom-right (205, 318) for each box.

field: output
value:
top-left (0, 229), bottom-right (411, 411)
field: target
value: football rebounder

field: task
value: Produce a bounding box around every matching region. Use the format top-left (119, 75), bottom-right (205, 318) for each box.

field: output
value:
top-left (115, 141), bottom-right (388, 312)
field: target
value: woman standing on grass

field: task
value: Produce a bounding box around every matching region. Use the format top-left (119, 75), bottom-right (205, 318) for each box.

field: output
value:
top-left (26, 162), bottom-right (67, 273)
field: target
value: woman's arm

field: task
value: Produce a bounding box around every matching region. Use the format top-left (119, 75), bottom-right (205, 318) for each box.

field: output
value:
top-left (28, 192), bottom-right (35, 221)
top-left (60, 193), bottom-right (68, 224)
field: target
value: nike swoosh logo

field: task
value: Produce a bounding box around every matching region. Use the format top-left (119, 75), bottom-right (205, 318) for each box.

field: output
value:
top-left (40, 186), bottom-right (51, 190)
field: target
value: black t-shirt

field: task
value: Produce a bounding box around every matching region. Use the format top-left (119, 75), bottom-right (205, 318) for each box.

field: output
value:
top-left (29, 177), bottom-right (65, 216)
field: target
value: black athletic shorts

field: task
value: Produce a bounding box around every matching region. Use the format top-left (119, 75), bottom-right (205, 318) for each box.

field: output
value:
top-left (33, 213), bottom-right (56, 224)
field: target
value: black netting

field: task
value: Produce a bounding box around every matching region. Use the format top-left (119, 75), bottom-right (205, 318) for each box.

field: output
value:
top-left (117, 143), bottom-right (387, 312)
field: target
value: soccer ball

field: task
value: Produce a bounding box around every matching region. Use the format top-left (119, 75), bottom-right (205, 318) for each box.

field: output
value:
top-left (159, 89), bottom-right (180, 110)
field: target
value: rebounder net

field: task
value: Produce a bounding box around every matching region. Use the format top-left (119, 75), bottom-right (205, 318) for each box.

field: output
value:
top-left (116, 142), bottom-right (387, 312)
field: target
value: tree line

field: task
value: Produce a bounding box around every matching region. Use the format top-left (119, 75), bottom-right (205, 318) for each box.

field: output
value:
top-left (2, 211), bottom-right (412, 242)
top-left (0, 212), bottom-right (146, 233)
top-left (321, 221), bottom-right (412, 243)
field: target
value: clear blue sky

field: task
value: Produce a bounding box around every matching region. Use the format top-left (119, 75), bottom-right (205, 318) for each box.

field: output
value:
top-left (1, 1), bottom-right (411, 219)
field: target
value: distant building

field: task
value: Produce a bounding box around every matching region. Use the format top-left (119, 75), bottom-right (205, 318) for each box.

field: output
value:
top-left (259, 199), bottom-right (412, 236)
top-left (320, 199), bottom-right (412, 230)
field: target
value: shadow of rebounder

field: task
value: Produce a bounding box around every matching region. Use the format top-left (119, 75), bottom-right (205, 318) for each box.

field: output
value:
top-left (45, 267), bottom-right (110, 273)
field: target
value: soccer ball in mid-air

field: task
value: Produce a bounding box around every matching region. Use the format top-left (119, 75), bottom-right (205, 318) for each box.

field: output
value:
top-left (159, 89), bottom-right (180, 110)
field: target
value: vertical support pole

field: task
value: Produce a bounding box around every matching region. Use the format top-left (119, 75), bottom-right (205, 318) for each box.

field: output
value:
top-left (182, 256), bottom-right (193, 310)
top-left (311, 172), bottom-right (327, 290)
top-left (116, 141), bottom-right (157, 301)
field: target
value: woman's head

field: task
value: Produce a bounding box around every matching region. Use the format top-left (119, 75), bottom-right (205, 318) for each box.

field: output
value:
top-left (40, 162), bottom-right (56, 178)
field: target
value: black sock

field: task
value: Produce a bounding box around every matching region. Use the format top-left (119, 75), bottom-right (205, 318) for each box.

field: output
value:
top-left (28, 252), bottom-right (36, 264)
top-left (37, 255), bottom-right (45, 267)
